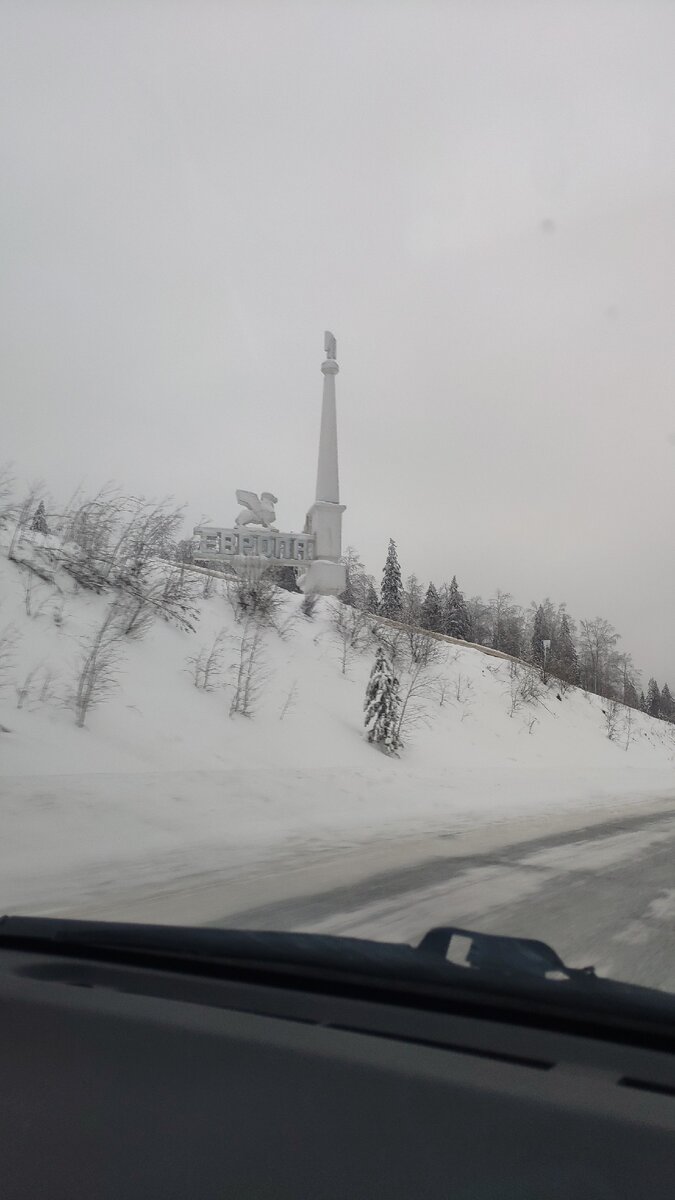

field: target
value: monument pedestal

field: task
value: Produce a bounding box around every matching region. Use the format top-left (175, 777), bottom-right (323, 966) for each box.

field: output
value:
top-left (299, 558), bottom-right (346, 596)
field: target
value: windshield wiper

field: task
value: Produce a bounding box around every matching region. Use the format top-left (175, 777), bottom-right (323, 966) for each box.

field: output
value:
top-left (1, 915), bottom-right (673, 1047)
top-left (0, 915), bottom-right (592, 983)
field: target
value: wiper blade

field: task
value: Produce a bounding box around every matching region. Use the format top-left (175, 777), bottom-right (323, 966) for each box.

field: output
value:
top-left (1, 915), bottom-right (672, 1037)
top-left (0, 917), bottom-right (593, 984)
top-left (0, 915), bottom-right (422, 975)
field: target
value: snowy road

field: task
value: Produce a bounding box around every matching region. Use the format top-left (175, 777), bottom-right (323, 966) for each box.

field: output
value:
top-left (213, 807), bottom-right (675, 993)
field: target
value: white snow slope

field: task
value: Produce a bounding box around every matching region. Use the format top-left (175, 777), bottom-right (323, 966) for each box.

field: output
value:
top-left (1, 545), bottom-right (674, 916)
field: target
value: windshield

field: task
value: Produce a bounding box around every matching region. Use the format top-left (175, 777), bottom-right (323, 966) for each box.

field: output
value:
top-left (2, 0), bottom-right (675, 998)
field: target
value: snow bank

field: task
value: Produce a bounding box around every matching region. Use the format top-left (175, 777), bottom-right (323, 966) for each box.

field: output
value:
top-left (1, 549), bottom-right (674, 912)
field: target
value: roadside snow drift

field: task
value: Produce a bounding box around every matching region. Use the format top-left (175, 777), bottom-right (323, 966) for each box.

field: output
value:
top-left (1, 547), bottom-right (674, 913)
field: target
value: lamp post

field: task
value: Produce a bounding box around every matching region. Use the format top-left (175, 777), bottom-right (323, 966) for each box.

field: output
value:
top-left (542, 638), bottom-right (551, 685)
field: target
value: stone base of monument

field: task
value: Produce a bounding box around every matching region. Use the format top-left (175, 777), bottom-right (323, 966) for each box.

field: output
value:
top-left (231, 554), bottom-right (269, 581)
top-left (298, 559), bottom-right (346, 597)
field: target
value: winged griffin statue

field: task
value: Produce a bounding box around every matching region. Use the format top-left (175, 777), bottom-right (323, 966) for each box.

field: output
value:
top-left (235, 490), bottom-right (279, 530)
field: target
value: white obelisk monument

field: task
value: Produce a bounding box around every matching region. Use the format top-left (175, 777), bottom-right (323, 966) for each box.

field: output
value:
top-left (299, 331), bottom-right (347, 596)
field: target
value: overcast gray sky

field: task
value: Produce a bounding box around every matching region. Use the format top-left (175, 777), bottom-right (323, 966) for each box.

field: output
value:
top-left (3, 1), bottom-right (675, 682)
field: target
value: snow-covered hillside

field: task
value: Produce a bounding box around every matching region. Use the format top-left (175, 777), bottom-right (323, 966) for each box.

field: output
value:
top-left (1, 543), bottom-right (674, 915)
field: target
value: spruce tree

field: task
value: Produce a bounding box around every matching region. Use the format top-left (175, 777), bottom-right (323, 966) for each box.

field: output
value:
top-left (364, 647), bottom-right (401, 753)
top-left (531, 604), bottom-right (549, 667)
top-left (380, 538), bottom-right (403, 619)
top-left (551, 613), bottom-right (578, 685)
top-left (639, 690), bottom-right (647, 713)
top-left (30, 500), bottom-right (49, 535)
top-left (661, 683), bottom-right (673, 720)
top-left (420, 582), bottom-right (443, 632)
top-left (443, 575), bottom-right (471, 640)
top-left (364, 580), bottom-right (379, 614)
top-left (646, 678), bottom-right (661, 718)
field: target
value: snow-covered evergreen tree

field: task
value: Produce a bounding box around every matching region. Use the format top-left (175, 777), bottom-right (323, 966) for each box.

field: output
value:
top-left (646, 678), bottom-right (661, 718)
top-left (639, 689), bottom-right (647, 712)
top-left (380, 538), bottom-right (403, 619)
top-left (30, 500), bottom-right (49, 535)
top-left (531, 604), bottom-right (550, 666)
top-left (364, 579), bottom-right (379, 614)
top-left (551, 612), bottom-right (578, 685)
top-left (364, 646), bottom-right (401, 753)
top-left (420, 582), bottom-right (443, 632)
top-left (661, 683), bottom-right (673, 720)
top-left (443, 575), bottom-right (471, 640)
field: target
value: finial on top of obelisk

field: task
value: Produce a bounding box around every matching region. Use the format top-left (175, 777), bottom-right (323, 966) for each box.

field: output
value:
top-left (322, 330), bottom-right (338, 375)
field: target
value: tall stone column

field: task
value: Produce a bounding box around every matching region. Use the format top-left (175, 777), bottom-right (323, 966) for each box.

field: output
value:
top-left (299, 332), bottom-right (347, 596)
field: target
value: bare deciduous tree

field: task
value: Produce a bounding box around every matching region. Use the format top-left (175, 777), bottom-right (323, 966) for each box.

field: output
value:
top-left (396, 662), bottom-right (438, 742)
top-left (154, 562), bottom-right (199, 633)
top-left (229, 620), bottom-right (267, 717)
top-left (624, 705), bottom-right (635, 752)
top-left (73, 603), bottom-right (125, 728)
top-left (330, 600), bottom-right (370, 676)
top-left (0, 625), bottom-right (18, 691)
top-left (39, 669), bottom-right (57, 706)
top-left (488, 590), bottom-right (525, 657)
top-left (404, 626), bottom-right (444, 668)
top-left (370, 623), bottom-right (406, 672)
top-left (187, 629), bottom-right (227, 691)
top-left (279, 680), bottom-right (298, 721)
top-left (603, 698), bottom-right (622, 742)
top-left (507, 660), bottom-right (544, 717)
top-left (340, 546), bottom-right (372, 609)
top-left (24, 573), bottom-right (33, 616)
top-left (16, 665), bottom-right (41, 710)
top-left (0, 462), bottom-right (16, 532)
top-left (578, 617), bottom-right (620, 698)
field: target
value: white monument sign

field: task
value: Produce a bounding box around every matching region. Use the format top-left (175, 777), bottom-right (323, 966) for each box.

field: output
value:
top-left (192, 333), bottom-right (347, 595)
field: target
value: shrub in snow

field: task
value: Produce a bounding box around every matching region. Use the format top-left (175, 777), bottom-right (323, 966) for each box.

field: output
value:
top-left (507, 660), bottom-right (544, 717)
top-left (364, 647), bottom-right (402, 754)
top-left (227, 570), bottom-right (281, 625)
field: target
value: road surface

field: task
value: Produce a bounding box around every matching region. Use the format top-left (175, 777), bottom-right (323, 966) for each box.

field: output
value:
top-left (212, 806), bottom-right (675, 992)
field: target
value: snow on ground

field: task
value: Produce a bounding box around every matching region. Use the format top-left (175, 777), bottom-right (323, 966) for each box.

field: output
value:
top-left (1, 546), bottom-right (674, 916)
